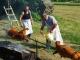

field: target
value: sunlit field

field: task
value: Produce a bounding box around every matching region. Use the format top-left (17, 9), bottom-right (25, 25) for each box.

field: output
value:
top-left (52, 5), bottom-right (80, 44)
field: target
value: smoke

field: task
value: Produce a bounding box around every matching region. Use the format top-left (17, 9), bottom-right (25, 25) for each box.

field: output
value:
top-left (0, 41), bottom-right (30, 53)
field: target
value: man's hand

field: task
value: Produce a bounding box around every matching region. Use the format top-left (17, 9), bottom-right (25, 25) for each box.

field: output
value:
top-left (50, 24), bottom-right (57, 33)
top-left (40, 30), bottom-right (44, 35)
top-left (20, 24), bottom-right (23, 27)
top-left (50, 29), bottom-right (53, 33)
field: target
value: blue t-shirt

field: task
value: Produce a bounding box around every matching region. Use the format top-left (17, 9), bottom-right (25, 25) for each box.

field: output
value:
top-left (42, 15), bottom-right (57, 27)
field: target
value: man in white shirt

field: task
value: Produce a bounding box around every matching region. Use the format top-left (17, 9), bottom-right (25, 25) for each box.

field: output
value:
top-left (40, 13), bottom-right (64, 49)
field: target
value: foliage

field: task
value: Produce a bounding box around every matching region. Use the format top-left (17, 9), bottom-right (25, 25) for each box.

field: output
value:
top-left (0, 0), bottom-right (42, 21)
top-left (32, 12), bottom-right (41, 21)
top-left (51, 0), bottom-right (80, 2)
top-left (0, 0), bottom-right (7, 16)
top-left (53, 2), bottom-right (80, 6)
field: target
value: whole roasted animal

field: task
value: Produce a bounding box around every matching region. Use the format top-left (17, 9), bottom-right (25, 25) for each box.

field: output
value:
top-left (53, 41), bottom-right (80, 60)
top-left (3, 27), bottom-right (29, 41)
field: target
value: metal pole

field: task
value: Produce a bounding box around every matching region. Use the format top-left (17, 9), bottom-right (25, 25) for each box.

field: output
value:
top-left (35, 39), bottom-right (38, 59)
top-left (8, 0), bottom-right (9, 13)
top-left (8, 0), bottom-right (11, 13)
top-left (8, 0), bottom-right (9, 8)
top-left (6, 35), bottom-right (8, 42)
top-left (29, 37), bottom-right (55, 50)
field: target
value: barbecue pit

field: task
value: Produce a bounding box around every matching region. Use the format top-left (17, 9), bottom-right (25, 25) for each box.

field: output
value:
top-left (0, 41), bottom-right (36, 60)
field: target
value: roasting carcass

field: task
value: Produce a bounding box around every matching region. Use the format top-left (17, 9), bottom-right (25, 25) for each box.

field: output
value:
top-left (53, 41), bottom-right (80, 60)
top-left (3, 27), bottom-right (29, 41)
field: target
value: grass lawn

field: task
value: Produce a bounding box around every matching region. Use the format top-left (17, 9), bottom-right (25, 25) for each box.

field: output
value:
top-left (53, 2), bottom-right (80, 6)
top-left (52, 5), bottom-right (80, 45)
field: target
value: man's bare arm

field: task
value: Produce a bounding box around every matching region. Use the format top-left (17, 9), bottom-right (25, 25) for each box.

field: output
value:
top-left (50, 23), bottom-right (57, 33)
top-left (40, 26), bottom-right (44, 35)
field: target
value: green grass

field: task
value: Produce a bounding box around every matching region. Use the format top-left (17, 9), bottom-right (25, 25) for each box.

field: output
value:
top-left (52, 5), bottom-right (80, 44)
top-left (53, 2), bottom-right (80, 6)
top-left (71, 46), bottom-right (80, 52)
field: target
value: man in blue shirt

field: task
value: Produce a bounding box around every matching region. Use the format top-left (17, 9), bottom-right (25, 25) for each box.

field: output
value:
top-left (40, 13), bottom-right (64, 49)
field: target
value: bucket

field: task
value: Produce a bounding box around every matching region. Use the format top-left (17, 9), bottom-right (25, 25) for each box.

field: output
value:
top-left (44, 32), bottom-right (53, 41)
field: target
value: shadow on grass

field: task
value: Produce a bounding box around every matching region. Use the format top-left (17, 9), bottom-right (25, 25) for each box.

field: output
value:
top-left (0, 35), bottom-right (56, 49)
top-left (0, 35), bottom-right (13, 40)
top-left (0, 36), bottom-right (7, 39)
top-left (21, 40), bottom-right (56, 50)
top-left (0, 35), bottom-right (23, 41)
top-left (21, 41), bottom-right (46, 48)
top-left (0, 35), bottom-right (56, 51)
